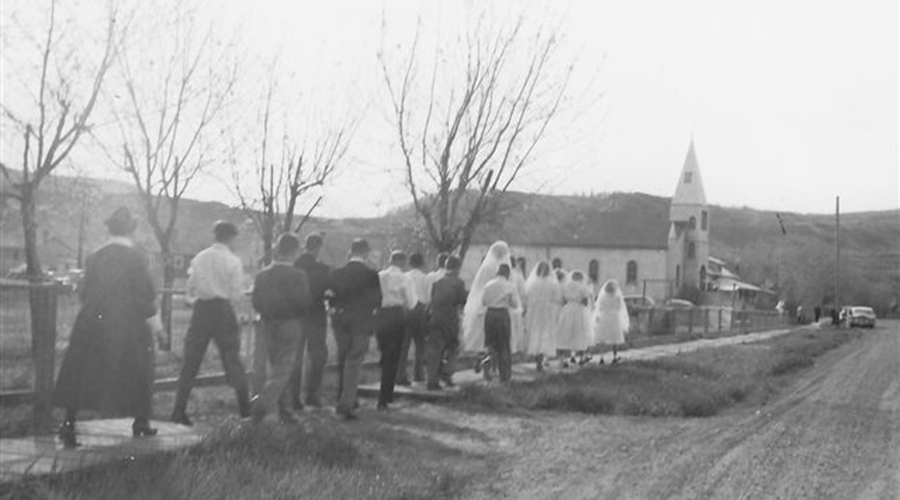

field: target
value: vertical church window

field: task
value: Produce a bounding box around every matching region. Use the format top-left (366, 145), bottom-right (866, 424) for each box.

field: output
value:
top-left (702, 210), bottom-right (708, 230)
top-left (675, 264), bottom-right (681, 290)
top-left (626, 260), bottom-right (638, 284)
top-left (684, 172), bottom-right (693, 184)
top-left (588, 259), bottom-right (599, 283)
top-left (689, 216), bottom-right (697, 229)
top-left (552, 258), bottom-right (562, 270)
top-left (699, 265), bottom-right (707, 290)
top-left (688, 242), bottom-right (696, 259)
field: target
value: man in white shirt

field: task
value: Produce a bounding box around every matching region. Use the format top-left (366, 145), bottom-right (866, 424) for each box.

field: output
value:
top-left (397, 252), bottom-right (429, 385)
top-left (172, 221), bottom-right (251, 425)
top-left (481, 263), bottom-right (519, 382)
top-left (377, 251), bottom-right (416, 410)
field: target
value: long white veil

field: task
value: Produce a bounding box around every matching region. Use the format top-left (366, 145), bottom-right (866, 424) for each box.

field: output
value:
top-left (462, 240), bottom-right (510, 351)
top-left (594, 278), bottom-right (630, 331)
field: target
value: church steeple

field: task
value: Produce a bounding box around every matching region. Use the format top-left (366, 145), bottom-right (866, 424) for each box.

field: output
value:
top-left (671, 140), bottom-right (707, 208)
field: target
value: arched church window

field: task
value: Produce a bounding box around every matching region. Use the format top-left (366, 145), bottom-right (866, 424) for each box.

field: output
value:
top-left (699, 265), bottom-right (707, 290)
top-left (626, 260), bottom-right (638, 284)
top-left (588, 259), bottom-right (599, 282)
top-left (675, 264), bottom-right (681, 289)
top-left (551, 258), bottom-right (562, 270)
top-left (701, 210), bottom-right (708, 231)
top-left (684, 172), bottom-right (693, 184)
top-left (689, 216), bottom-right (697, 230)
top-left (688, 242), bottom-right (696, 259)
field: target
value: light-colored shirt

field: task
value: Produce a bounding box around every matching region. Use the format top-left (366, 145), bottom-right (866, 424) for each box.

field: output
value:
top-left (379, 265), bottom-right (416, 309)
top-left (423, 269), bottom-right (446, 304)
top-left (406, 268), bottom-right (430, 306)
top-left (187, 242), bottom-right (245, 302)
top-left (482, 277), bottom-right (519, 309)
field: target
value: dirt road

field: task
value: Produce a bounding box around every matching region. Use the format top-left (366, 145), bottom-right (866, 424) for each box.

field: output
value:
top-left (423, 321), bottom-right (899, 499)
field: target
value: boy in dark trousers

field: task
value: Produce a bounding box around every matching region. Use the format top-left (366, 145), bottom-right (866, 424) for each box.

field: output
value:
top-left (250, 233), bottom-right (311, 423)
top-left (426, 256), bottom-right (467, 390)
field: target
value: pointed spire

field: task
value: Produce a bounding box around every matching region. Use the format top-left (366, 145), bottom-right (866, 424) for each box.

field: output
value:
top-left (672, 140), bottom-right (707, 206)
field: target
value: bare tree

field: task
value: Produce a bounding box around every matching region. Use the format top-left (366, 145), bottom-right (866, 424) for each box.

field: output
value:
top-left (0, 0), bottom-right (119, 280)
top-left (380, 14), bottom-right (573, 261)
top-left (108, 2), bottom-right (237, 347)
top-left (232, 66), bottom-right (354, 266)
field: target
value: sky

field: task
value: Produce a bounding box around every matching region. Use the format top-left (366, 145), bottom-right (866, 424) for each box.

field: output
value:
top-left (2, 0), bottom-right (897, 217)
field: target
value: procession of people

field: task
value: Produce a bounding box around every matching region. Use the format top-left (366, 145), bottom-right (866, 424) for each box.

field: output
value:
top-left (53, 208), bottom-right (631, 446)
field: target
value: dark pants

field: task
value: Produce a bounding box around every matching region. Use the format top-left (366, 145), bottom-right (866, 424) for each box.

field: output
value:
top-left (257, 318), bottom-right (302, 415)
top-left (397, 303), bottom-right (428, 383)
top-left (332, 309), bottom-right (373, 414)
top-left (426, 315), bottom-right (459, 387)
top-left (287, 310), bottom-right (328, 406)
top-left (377, 307), bottom-right (405, 406)
top-left (484, 307), bottom-right (512, 382)
top-left (173, 299), bottom-right (250, 416)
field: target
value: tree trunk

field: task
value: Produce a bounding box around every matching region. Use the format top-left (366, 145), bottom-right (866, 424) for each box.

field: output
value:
top-left (20, 188), bottom-right (43, 280)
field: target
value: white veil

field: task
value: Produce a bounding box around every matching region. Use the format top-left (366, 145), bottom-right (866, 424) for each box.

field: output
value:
top-left (595, 278), bottom-right (630, 331)
top-left (462, 240), bottom-right (511, 351)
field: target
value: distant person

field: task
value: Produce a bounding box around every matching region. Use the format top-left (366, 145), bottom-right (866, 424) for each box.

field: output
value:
top-left (557, 271), bottom-right (594, 367)
top-left (288, 233), bottom-right (331, 409)
top-left (463, 241), bottom-right (511, 353)
top-left (814, 305), bottom-right (822, 323)
top-left (524, 261), bottom-right (562, 371)
top-left (481, 263), bottom-right (519, 382)
top-left (796, 305), bottom-right (804, 325)
top-left (55, 207), bottom-right (162, 448)
top-left (377, 251), bottom-right (416, 410)
top-left (509, 256), bottom-right (527, 355)
top-left (426, 256), bottom-right (468, 390)
top-left (594, 279), bottom-right (630, 364)
top-left (397, 252), bottom-right (429, 386)
top-left (171, 221), bottom-right (251, 426)
top-left (250, 233), bottom-right (311, 423)
top-left (329, 238), bottom-right (382, 420)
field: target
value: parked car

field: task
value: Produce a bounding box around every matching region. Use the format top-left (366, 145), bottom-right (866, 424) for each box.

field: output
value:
top-left (663, 298), bottom-right (695, 309)
top-left (845, 306), bottom-right (877, 328)
top-left (623, 295), bottom-right (656, 314)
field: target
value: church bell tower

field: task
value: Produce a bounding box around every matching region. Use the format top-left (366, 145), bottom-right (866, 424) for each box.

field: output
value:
top-left (668, 141), bottom-right (710, 292)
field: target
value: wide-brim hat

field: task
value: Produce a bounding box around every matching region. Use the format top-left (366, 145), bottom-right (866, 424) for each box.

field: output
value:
top-left (104, 207), bottom-right (137, 234)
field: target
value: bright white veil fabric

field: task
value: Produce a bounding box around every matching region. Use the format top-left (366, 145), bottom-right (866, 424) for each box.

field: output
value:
top-left (524, 261), bottom-right (562, 356)
top-left (462, 241), bottom-right (511, 352)
top-left (594, 279), bottom-right (630, 345)
top-left (556, 271), bottom-right (594, 351)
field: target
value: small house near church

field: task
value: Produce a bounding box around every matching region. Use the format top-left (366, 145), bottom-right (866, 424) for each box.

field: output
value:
top-left (462, 141), bottom-right (712, 302)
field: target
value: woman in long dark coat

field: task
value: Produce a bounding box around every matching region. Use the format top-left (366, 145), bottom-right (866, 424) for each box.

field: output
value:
top-left (54, 207), bottom-right (160, 447)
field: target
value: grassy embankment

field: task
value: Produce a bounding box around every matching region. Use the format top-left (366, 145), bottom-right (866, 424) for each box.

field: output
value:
top-left (1, 410), bottom-right (482, 500)
top-left (455, 328), bottom-right (859, 418)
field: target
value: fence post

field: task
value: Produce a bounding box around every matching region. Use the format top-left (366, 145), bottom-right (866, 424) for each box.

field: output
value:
top-left (704, 309), bottom-right (710, 337)
top-left (718, 308), bottom-right (723, 332)
top-left (30, 283), bottom-right (58, 430)
top-left (687, 309), bottom-right (693, 335)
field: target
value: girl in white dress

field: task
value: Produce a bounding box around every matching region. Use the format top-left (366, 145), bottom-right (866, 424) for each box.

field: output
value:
top-left (524, 261), bottom-right (562, 371)
top-left (594, 279), bottom-right (630, 364)
top-left (509, 257), bottom-right (527, 354)
top-left (462, 241), bottom-right (511, 353)
top-left (556, 271), bottom-right (594, 367)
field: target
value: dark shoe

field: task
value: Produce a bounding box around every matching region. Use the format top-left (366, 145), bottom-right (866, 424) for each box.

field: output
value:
top-left (426, 384), bottom-right (442, 391)
top-left (292, 400), bottom-right (305, 412)
top-left (336, 409), bottom-right (358, 421)
top-left (171, 412), bottom-right (193, 427)
top-left (57, 421), bottom-right (80, 449)
top-left (249, 396), bottom-right (267, 423)
top-left (377, 402), bottom-right (389, 411)
top-left (304, 396), bottom-right (322, 408)
top-left (132, 420), bottom-right (158, 438)
top-left (396, 379), bottom-right (411, 387)
top-left (440, 375), bottom-right (455, 387)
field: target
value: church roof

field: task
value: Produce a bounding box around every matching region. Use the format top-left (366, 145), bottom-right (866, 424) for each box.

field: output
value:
top-left (471, 192), bottom-right (671, 250)
top-left (671, 141), bottom-right (707, 206)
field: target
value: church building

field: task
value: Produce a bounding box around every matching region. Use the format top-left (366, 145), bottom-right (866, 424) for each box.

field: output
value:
top-left (461, 141), bottom-right (710, 302)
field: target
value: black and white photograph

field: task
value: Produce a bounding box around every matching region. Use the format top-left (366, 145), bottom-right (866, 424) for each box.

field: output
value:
top-left (0, 0), bottom-right (897, 498)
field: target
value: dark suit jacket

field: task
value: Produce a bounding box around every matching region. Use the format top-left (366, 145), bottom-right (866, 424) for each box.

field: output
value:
top-left (330, 260), bottom-right (381, 321)
top-left (295, 252), bottom-right (331, 314)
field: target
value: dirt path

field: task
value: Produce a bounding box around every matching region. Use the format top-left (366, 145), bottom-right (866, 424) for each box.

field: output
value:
top-left (409, 322), bottom-right (899, 499)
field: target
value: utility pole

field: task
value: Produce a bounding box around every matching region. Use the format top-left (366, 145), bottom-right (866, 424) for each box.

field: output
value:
top-left (835, 196), bottom-right (841, 315)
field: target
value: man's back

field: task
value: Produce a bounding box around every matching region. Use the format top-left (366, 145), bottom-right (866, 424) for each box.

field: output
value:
top-left (295, 252), bottom-right (330, 312)
top-left (431, 275), bottom-right (467, 319)
top-left (330, 261), bottom-right (381, 315)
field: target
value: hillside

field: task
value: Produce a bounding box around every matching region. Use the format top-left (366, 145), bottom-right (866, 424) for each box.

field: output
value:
top-left (2, 174), bottom-right (897, 307)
